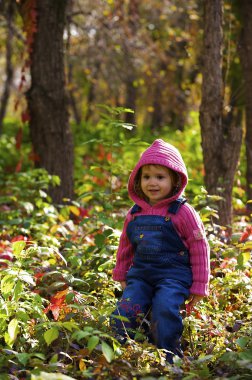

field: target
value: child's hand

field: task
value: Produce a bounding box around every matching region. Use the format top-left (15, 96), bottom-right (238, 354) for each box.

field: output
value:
top-left (187, 294), bottom-right (204, 308)
top-left (120, 281), bottom-right (127, 290)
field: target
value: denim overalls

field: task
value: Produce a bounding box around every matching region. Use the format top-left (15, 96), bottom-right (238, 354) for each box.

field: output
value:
top-left (111, 198), bottom-right (193, 360)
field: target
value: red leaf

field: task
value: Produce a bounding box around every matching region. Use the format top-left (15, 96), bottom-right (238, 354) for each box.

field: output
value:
top-left (50, 305), bottom-right (61, 321)
top-left (15, 159), bottom-right (23, 173)
top-left (28, 149), bottom-right (40, 162)
top-left (34, 272), bottom-right (46, 284)
top-left (15, 128), bottom-right (23, 149)
top-left (79, 207), bottom-right (89, 217)
top-left (239, 225), bottom-right (252, 242)
top-left (106, 152), bottom-right (112, 162)
top-left (21, 111), bottom-right (30, 123)
top-left (0, 252), bottom-right (13, 261)
top-left (11, 235), bottom-right (27, 242)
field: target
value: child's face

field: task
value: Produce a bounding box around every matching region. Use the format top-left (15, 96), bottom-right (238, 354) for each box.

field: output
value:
top-left (140, 165), bottom-right (174, 205)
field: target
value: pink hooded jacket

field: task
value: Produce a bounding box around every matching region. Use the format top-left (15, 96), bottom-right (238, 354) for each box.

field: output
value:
top-left (112, 139), bottom-right (210, 296)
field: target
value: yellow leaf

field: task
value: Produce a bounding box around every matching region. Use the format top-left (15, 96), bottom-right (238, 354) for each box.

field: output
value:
top-left (69, 206), bottom-right (80, 216)
top-left (242, 251), bottom-right (251, 264)
top-left (50, 225), bottom-right (59, 234)
top-left (58, 214), bottom-right (66, 222)
top-left (79, 358), bottom-right (86, 371)
top-left (243, 241), bottom-right (252, 250)
top-left (81, 195), bottom-right (93, 203)
top-left (147, 106), bottom-right (154, 113)
top-left (54, 288), bottom-right (69, 299)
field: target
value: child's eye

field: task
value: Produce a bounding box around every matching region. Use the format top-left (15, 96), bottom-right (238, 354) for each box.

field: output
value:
top-left (142, 175), bottom-right (149, 179)
top-left (157, 176), bottom-right (164, 180)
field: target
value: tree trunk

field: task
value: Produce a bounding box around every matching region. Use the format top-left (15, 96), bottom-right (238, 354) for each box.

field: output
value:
top-left (239, 0), bottom-right (252, 210)
top-left (124, 0), bottom-right (139, 125)
top-left (125, 76), bottom-right (137, 125)
top-left (199, 0), bottom-right (242, 227)
top-left (151, 79), bottom-right (163, 130)
top-left (0, 0), bottom-right (14, 132)
top-left (65, 6), bottom-right (81, 126)
top-left (26, 0), bottom-right (74, 203)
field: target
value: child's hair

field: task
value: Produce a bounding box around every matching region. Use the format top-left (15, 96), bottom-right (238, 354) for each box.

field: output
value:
top-left (133, 165), bottom-right (180, 200)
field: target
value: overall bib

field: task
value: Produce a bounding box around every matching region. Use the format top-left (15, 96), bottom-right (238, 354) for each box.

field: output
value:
top-left (111, 198), bottom-right (193, 360)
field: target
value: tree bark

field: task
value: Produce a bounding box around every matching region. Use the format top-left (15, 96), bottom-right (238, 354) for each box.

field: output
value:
top-left (26, 0), bottom-right (74, 203)
top-left (125, 75), bottom-right (137, 125)
top-left (0, 0), bottom-right (14, 132)
top-left (123, 0), bottom-right (139, 125)
top-left (65, 6), bottom-right (81, 126)
top-left (199, 0), bottom-right (242, 227)
top-left (151, 79), bottom-right (164, 130)
top-left (239, 0), bottom-right (252, 210)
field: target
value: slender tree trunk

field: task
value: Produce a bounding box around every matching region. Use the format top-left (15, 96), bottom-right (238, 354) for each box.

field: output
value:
top-left (65, 6), bottom-right (81, 126)
top-left (239, 0), bottom-right (252, 210)
top-left (151, 79), bottom-right (163, 130)
top-left (125, 76), bottom-right (137, 125)
top-left (0, 0), bottom-right (14, 132)
top-left (123, 0), bottom-right (139, 125)
top-left (67, 61), bottom-right (81, 125)
top-left (199, 0), bottom-right (242, 227)
top-left (26, 0), bottom-right (74, 203)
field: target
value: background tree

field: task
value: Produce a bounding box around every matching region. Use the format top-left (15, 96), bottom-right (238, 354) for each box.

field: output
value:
top-left (19, 0), bottom-right (74, 203)
top-left (0, 0), bottom-right (249, 223)
top-left (239, 0), bottom-right (252, 210)
top-left (0, 0), bottom-right (14, 132)
top-left (65, 0), bottom-right (200, 128)
top-left (199, 0), bottom-right (242, 227)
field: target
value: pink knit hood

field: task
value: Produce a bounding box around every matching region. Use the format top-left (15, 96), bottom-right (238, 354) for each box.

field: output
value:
top-left (128, 139), bottom-right (188, 207)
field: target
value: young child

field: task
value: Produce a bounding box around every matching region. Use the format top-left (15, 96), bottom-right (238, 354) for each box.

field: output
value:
top-left (110, 139), bottom-right (210, 362)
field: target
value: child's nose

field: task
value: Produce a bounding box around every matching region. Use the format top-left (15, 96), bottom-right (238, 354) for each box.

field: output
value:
top-left (149, 177), bottom-right (157, 185)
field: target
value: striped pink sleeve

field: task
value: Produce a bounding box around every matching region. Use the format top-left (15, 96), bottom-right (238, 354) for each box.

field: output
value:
top-left (112, 212), bottom-right (134, 282)
top-left (172, 203), bottom-right (210, 296)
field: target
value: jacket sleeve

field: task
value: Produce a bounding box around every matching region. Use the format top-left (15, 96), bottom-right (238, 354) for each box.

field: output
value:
top-left (172, 203), bottom-right (210, 296)
top-left (112, 212), bottom-right (134, 282)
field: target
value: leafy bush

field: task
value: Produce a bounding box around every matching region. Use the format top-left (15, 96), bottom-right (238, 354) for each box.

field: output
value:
top-left (0, 113), bottom-right (251, 379)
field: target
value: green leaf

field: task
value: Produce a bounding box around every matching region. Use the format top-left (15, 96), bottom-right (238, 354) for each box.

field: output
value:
top-left (44, 328), bottom-right (59, 346)
top-left (238, 349), bottom-right (252, 360)
top-left (12, 241), bottom-right (26, 257)
top-left (111, 314), bottom-right (130, 322)
top-left (1, 275), bottom-right (15, 297)
top-left (7, 318), bottom-right (19, 344)
top-left (237, 251), bottom-right (251, 268)
top-left (49, 353), bottom-right (58, 364)
top-left (101, 340), bottom-right (114, 363)
top-left (71, 330), bottom-right (91, 342)
top-left (236, 337), bottom-right (250, 348)
top-left (17, 352), bottom-right (30, 366)
top-left (65, 292), bottom-right (75, 304)
top-left (98, 260), bottom-right (113, 271)
top-left (62, 321), bottom-right (78, 332)
top-left (87, 335), bottom-right (99, 352)
top-left (95, 234), bottom-right (106, 248)
top-left (13, 280), bottom-right (23, 301)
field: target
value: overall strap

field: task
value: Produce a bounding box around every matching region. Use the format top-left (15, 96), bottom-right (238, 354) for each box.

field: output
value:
top-left (168, 197), bottom-right (187, 215)
top-left (130, 204), bottom-right (142, 214)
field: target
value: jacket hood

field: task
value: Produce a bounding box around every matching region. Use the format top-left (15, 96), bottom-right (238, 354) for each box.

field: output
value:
top-left (128, 139), bottom-right (188, 208)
